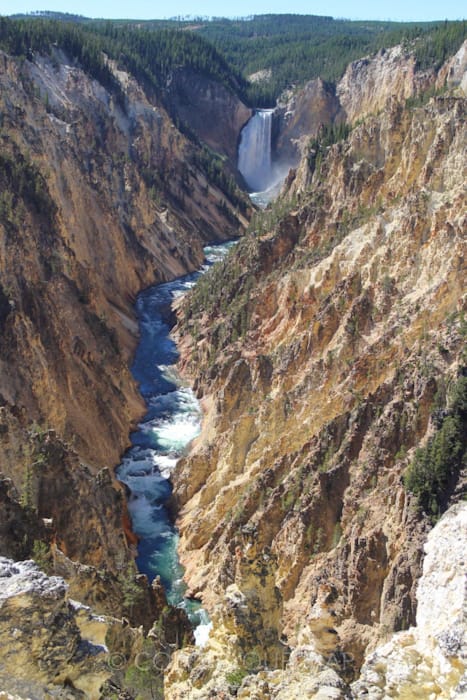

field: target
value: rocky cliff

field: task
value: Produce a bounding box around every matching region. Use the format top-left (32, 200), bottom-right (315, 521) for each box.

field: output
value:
top-left (0, 557), bottom-right (111, 698)
top-left (275, 39), bottom-right (467, 165)
top-left (166, 67), bottom-right (252, 170)
top-left (167, 503), bottom-right (466, 698)
top-left (274, 78), bottom-right (341, 165)
top-left (353, 502), bottom-right (466, 698)
top-left (336, 44), bottom-right (431, 123)
top-left (170, 50), bottom-right (466, 696)
top-left (0, 555), bottom-right (193, 699)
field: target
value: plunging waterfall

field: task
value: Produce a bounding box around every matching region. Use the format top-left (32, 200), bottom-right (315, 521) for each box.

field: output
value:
top-left (238, 109), bottom-right (274, 192)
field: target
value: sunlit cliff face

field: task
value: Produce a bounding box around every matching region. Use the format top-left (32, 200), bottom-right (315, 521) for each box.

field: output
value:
top-left (166, 41), bottom-right (467, 699)
top-left (0, 42), bottom-right (249, 651)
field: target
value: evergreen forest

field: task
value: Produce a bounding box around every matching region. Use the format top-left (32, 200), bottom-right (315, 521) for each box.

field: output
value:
top-left (2, 13), bottom-right (466, 105)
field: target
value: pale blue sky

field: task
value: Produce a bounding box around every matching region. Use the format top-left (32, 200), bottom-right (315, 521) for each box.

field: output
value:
top-left (1, 0), bottom-right (465, 21)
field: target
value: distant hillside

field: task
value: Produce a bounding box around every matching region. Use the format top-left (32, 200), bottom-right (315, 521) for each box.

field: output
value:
top-left (6, 13), bottom-right (466, 105)
top-left (195, 15), bottom-right (466, 103)
top-left (10, 10), bottom-right (91, 22)
top-left (0, 16), bottom-right (249, 105)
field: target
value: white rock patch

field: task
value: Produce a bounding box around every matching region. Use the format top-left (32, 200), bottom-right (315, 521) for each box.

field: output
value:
top-left (353, 502), bottom-right (467, 698)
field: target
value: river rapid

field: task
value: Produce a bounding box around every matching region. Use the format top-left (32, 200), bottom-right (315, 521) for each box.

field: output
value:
top-left (116, 242), bottom-right (235, 641)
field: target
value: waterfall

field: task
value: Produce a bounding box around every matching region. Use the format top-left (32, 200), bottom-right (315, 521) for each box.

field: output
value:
top-left (238, 109), bottom-right (274, 192)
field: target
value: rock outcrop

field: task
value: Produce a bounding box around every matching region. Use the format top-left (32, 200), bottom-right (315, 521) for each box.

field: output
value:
top-left (437, 38), bottom-right (467, 93)
top-left (274, 78), bottom-right (341, 164)
top-left (0, 555), bottom-right (195, 698)
top-left (336, 44), bottom-right (431, 123)
top-left (354, 502), bottom-right (466, 698)
top-left (165, 525), bottom-right (288, 698)
top-left (167, 504), bottom-right (466, 699)
top-left (0, 557), bottom-right (110, 698)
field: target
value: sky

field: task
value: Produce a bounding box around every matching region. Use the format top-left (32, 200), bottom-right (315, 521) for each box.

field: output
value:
top-left (1, 0), bottom-right (465, 22)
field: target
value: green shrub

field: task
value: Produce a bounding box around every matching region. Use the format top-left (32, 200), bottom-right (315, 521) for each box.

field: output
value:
top-left (404, 374), bottom-right (467, 520)
top-left (32, 540), bottom-right (52, 573)
top-left (226, 667), bottom-right (248, 687)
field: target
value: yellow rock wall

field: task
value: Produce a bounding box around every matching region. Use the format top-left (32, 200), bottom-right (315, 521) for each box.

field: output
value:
top-left (172, 91), bottom-right (466, 683)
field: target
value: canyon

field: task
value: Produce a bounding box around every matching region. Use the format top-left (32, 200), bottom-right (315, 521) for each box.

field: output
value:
top-left (0, 42), bottom-right (249, 563)
top-left (0, 35), bottom-right (251, 691)
top-left (0, 18), bottom-right (465, 700)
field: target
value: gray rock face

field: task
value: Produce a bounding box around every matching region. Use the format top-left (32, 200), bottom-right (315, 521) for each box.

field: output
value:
top-left (0, 557), bottom-right (67, 602)
top-left (0, 557), bottom-right (110, 699)
top-left (353, 503), bottom-right (467, 698)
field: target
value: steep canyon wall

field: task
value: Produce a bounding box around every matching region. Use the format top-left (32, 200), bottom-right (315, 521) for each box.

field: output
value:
top-left (275, 40), bottom-right (467, 165)
top-left (169, 47), bottom-right (466, 697)
top-left (0, 46), bottom-right (250, 584)
top-left (0, 33), bottom-right (465, 700)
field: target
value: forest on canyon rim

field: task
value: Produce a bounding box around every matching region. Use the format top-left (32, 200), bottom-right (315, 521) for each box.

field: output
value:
top-left (0, 11), bottom-right (465, 700)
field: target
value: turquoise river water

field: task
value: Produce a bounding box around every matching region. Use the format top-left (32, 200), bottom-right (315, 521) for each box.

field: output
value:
top-left (116, 242), bottom-right (235, 642)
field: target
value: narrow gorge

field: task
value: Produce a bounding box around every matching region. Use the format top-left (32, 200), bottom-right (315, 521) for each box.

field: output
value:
top-left (0, 14), bottom-right (465, 700)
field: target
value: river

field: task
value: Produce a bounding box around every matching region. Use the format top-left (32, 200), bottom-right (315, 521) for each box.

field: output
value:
top-left (116, 242), bottom-right (234, 640)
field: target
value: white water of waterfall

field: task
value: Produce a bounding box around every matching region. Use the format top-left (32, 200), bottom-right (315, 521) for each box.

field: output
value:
top-left (238, 109), bottom-right (274, 193)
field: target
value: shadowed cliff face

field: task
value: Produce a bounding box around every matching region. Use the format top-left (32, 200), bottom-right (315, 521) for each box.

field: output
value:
top-left (0, 47), bottom-right (250, 574)
top-left (171, 80), bottom-right (466, 692)
top-left (166, 66), bottom-right (252, 170)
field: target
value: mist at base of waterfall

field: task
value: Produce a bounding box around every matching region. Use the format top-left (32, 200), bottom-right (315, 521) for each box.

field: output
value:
top-left (250, 162), bottom-right (293, 208)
